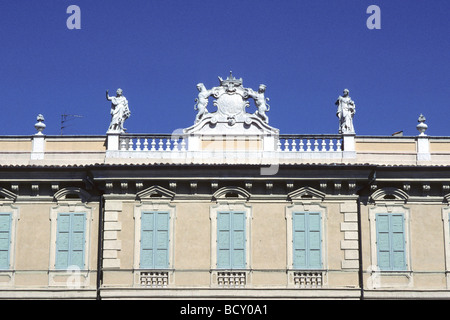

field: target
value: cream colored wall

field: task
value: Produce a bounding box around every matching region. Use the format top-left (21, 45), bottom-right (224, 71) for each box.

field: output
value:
top-left (355, 142), bottom-right (416, 153)
top-left (45, 138), bottom-right (106, 152)
top-left (7, 197), bottom-right (450, 292)
top-left (10, 202), bottom-right (99, 288)
top-left (360, 202), bottom-right (448, 290)
top-left (409, 203), bottom-right (446, 288)
top-left (109, 200), bottom-right (362, 289)
top-left (0, 139), bottom-right (32, 152)
top-left (15, 204), bottom-right (51, 271)
top-left (430, 142), bottom-right (450, 153)
top-left (173, 202), bottom-right (211, 286)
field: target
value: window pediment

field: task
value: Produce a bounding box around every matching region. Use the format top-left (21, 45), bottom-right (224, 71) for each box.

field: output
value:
top-left (370, 187), bottom-right (408, 204)
top-left (136, 185), bottom-right (175, 202)
top-left (212, 187), bottom-right (251, 202)
top-left (53, 187), bottom-right (91, 203)
top-left (287, 187), bottom-right (325, 203)
top-left (0, 188), bottom-right (17, 202)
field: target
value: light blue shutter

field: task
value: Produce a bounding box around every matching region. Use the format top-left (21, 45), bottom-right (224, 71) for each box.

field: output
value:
top-left (140, 212), bottom-right (155, 268)
top-left (376, 213), bottom-right (406, 271)
top-left (232, 212), bottom-right (246, 269)
top-left (217, 212), bottom-right (246, 269)
top-left (155, 212), bottom-right (169, 269)
top-left (56, 213), bottom-right (71, 269)
top-left (140, 212), bottom-right (170, 269)
top-left (217, 212), bottom-right (231, 268)
top-left (293, 213), bottom-right (307, 268)
top-left (70, 213), bottom-right (86, 269)
top-left (0, 213), bottom-right (12, 269)
top-left (391, 214), bottom-right (406, 270)
top-left (293, 212), bottom-right (322, 269)
top-left (55, 213), bottom-right (86, 269)
top-left (308, 213), bottom-right (322, 269)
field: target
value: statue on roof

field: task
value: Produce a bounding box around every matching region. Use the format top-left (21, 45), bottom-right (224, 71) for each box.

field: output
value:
top-left (106, 88), bottom-right (131, 133)
top-left (335, 89), bottom-right (356, 134)
top-left (194, 83), bottom-right (212, 123)
top-left (248, 84), bottom-right (270, 123)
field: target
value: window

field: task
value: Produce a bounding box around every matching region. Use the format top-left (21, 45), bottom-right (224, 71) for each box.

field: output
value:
top-left (55, 212), bottom-right (86, 270)
top-left (140, 211), bottom-right (170, 269)
top-left (217, 211), bottom-right (246, 269)
top-left (293, 212), bottom-right (322, 269)
top-left (0, 213), bottom-right (12, 270)
top-left (375, 213), bottom-right (406, 271)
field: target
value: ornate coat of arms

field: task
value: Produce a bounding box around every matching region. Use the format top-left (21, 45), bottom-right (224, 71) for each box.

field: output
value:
top-left (187, 72), bottom-right (278, 135)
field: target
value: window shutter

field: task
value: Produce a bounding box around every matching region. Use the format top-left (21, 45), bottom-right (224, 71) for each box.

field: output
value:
top-left (376, 213), bottom-right (406, 271)
top-left (70, 213), bottom-right (86, 269)
top-left (293, 212), bottom-right (322, 269)
top-left (217, 212), bottom-right (246, 269)
top-left (55, 213), bottom-right (71, 269)
top-left (293, 213), bottom-right (307, 269)
top-left (376, 214), bottom-right (391, 270)
top-left (155, 212), bottom-right (169, 269)
top-left (140, 212), bottom-right (170, 269)
top-left (0, 213), bottom-right (12, 269)
top-left (308, 213), bottom-right (322, 269)
top-left (231, 212), bottom-right (246, 269)
top-left (391, 214), bottom-right (406, 270)
top-left (217, 212), bottom-right (231, 268)
top-left (55, 213), bottom-right (86, 270)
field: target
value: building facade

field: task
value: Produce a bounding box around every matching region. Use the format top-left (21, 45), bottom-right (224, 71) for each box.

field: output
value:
top-left (1, 76), bottom-right (450, 299)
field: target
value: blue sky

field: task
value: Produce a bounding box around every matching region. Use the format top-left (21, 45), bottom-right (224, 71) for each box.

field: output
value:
top-left (1, 0), bottom-right (449, 136)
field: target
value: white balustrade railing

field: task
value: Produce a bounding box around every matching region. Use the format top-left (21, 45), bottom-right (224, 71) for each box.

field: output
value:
top-left (110, 134), bottom-right (345, 161)
top-left (277, 135), bottom-right (342, 152)
top-left (118, 134), bottom-right (342, 153)
top-left (119, 134), bottom-right (187, 152)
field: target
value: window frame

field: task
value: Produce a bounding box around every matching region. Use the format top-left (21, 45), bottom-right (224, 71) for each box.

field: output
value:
top-left (54, 211), bottom-right (87, 270)
top-left (368, 203), bottom-right (412, 289)
top-left (210, 201), bottom-right (252, 271)
top-left (139, 211), bottom-right (171, 269)
top-left (292, 211), bottom-right (323, 270)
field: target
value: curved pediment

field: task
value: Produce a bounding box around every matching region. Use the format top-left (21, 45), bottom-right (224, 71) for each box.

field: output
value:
top-left (370, 187), bottom-right (409, 203)
top-left (288, 187), bottom-right (326, 202)
top-left (136, 185), bottom-right (175, 201)
top-left (212, 186), bottom-right (251, 201)
top-left (53, 187), bottom-right (91, 203)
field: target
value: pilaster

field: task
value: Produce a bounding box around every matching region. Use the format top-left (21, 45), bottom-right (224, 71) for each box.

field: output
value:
top-left (340, 202), bottom-right (359, 269)
top-left (102, 198), bottom-right (123, 269)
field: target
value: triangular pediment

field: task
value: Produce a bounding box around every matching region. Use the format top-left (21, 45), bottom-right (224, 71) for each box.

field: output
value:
top-left (136, 185), bottom-right (175, 201)
top-left (288, 187), bottom-right (325, 202)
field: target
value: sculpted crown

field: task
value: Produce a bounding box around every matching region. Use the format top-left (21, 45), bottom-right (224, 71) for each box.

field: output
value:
top-left (218, 71), bottom-right (243, 88)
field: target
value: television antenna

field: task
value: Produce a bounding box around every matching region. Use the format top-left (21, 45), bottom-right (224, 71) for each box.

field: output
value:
top-left (60, 114), bottom-right (84, 135)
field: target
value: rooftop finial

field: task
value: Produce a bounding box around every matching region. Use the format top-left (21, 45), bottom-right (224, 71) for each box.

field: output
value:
top-left (34, 114), bottom-right (46, 135)
top-left (417, 114), bottom-right (428, 136)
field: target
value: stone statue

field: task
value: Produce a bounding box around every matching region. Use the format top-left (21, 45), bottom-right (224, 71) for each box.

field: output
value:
top-left (335, 89), bottom-right (355, 134)
top-left (194, 83), bottom-right (212, 123)
top-left (248, 84), bottom-right (270, 123)
top-left (106, 88), bottom-right (131, 133)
